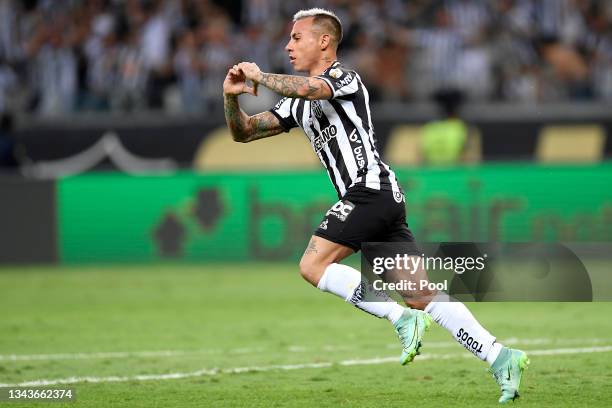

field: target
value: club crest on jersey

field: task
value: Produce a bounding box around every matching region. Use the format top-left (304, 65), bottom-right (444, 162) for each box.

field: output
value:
top-left (311, 100), bottom-right (323, 119)
top-left (329, 68), bottom-right (343, 79)
top-left (393, 191), bottom-right (405, 203)
top-left (326, 200), bottom-right (355, 222)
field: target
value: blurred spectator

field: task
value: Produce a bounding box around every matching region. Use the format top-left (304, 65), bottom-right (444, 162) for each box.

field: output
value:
top-left (376, 38), bottom-right (410, 101)
top-left (409, 8), bottom-right (464, 98)
top-left (200, 16), bottom-right (235, 111)
top-left (492, 0), bottom-right (541, 101)
top-left (242, 0), bottom-right (281, 27)
top-left (445, 0), bottom-right (490, 44)
top-left (31, 20), bottom-right (78, 116)
top-left (173, 28), bottom-right (203, 113)
top-left (421, 90), bottom-right (468, 166)
top-left (80, 0), bottom-right (116, 110)
top-left (0, 0), bottom-right (610, 116)
top-left (0, 60), bottom-right (17, 112)
top-left (537, 36), bottom-right (591, 100)
top-left (140, 0), bottom-right (170, 70)
top-left (111, 26), bottom-right (149, 111)
top-left (584, 1), bottom-right (612, 100)
top-left (0, 0), bottom-right (22, 62)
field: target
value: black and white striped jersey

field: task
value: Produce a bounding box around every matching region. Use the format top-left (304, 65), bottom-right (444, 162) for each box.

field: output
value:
top-left (269, 61), bottom-right (401, 199)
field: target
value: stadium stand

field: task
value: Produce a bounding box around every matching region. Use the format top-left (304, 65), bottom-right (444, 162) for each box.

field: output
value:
top-left (1, 0), bottom-right (612, 117)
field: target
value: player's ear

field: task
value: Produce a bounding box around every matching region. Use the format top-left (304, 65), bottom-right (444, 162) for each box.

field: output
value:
top-left (320, 33), bottom-right (331, 50)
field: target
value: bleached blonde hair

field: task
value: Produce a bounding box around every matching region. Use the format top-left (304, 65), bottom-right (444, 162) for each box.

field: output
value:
top-left (293, 8), bottom-right (343, 47)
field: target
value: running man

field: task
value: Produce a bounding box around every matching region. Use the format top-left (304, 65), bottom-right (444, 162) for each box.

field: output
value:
top-left (222, 8), bottom-right (528, 403)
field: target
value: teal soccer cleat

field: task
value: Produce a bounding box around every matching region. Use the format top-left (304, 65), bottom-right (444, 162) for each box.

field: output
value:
top-left (489, 347), bottom-right (530, 403)
top-left (393, 309), bottom-right (432, 365)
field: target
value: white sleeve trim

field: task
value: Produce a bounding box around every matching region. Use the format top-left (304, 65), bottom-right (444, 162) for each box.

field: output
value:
top-left (316, 76), bottom-right (337, 99)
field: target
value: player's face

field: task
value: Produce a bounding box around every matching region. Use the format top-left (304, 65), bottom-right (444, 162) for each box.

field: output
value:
top-left (285, 18), bottom-right (322, 73)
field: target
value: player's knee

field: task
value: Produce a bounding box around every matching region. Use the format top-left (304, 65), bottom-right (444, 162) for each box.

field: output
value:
top-left (298, 257), bottom-right (326, 286)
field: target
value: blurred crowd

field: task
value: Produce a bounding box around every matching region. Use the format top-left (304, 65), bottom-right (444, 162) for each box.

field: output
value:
top-left (0, 0), bottom-right (611, 117)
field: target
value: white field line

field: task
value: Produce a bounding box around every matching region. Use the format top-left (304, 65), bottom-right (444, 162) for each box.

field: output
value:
top-left (0, 349), bottom-right (262, 362)
top-left (1, 345), bottom-right (611, 388)
top-left (1, 337), bottom-right (609, 362)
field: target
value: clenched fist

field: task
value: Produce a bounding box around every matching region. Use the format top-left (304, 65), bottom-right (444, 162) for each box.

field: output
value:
top-left (223, 64), bottom-right (258, 96)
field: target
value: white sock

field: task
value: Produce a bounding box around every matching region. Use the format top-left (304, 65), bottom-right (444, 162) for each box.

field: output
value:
top-left (486, 342), bottom-right (504, 366)
top-left (424, 292), bottom-right (500, 362)
top-left (317, 263), bottom-right (405, 324)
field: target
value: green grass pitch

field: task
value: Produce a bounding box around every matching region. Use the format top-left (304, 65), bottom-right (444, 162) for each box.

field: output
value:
top-left (1, 263), bottom-right (612, 407)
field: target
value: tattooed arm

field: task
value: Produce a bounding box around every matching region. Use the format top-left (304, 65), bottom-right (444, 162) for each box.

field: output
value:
top-left (237, 62), bottom-right (332, 100)
top-left (223, 94), bottom-right (284, 143)
top-left (258, 73), bottom-right (331, 100)
top-left (223, 66), bottom-right (285, 143)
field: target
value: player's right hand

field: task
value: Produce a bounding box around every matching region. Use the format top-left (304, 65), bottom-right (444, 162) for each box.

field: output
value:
top-left (223, 65), bottom-right (258, 96)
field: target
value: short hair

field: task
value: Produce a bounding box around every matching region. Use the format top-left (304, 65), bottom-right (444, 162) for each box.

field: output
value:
top-left (293, 8), bottom-right (343, 47)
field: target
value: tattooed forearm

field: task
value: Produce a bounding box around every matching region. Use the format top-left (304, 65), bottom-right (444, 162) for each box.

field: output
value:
top-left (305, 238), bottom-right (318, 255)
top-left (249, 112), bottom-right (284, 139)
top-left (259, 73), bottom-right (331, 100)
top-left (224, 94), bottom-right (250, 142)
top-left (224, 94), bottom-right (283, 142)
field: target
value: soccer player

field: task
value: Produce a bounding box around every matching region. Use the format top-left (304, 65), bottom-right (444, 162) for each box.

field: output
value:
top-left (223, 8), bottom-right (528, 403)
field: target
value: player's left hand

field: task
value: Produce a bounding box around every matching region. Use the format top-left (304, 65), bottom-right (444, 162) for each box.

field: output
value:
top-left (237, 62), bottom-right (263, 83)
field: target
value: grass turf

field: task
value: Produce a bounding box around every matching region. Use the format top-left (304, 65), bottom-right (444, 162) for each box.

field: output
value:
top-left (1, 263), bottom-right (611, 407)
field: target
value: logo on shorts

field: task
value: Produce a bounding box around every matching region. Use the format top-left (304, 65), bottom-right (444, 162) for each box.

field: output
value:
top-left (319, 219), bottom-right (329, 230)
top-left (393, 191), bottom-right (405, 203)
top-left (326, 200), bottom-right (355, 222)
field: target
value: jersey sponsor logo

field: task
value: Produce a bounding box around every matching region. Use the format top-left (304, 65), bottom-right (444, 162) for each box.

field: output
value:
top-left (311, 100), bottom-right (323, 119)
top-left (348, 129), bottom-right (366, 168)
top-left (273, 97), bottom-right (288, 110)
top-left (456, 328), bottom-right (484, 355)
top-left (335, 72), bottom-right (353, 88)
top-left (313, 124), bottom-right (337, 152)
top-left (329, 68), bottom-right (343, 79)
top-left (326, 200), bottom-right (355, 222)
